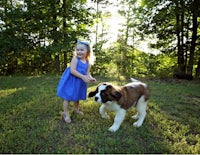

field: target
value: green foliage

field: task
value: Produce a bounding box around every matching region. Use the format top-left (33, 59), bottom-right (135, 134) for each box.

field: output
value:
top-left (0, 76), bottom-right (200, 153)
top-left (155, 53), bottom-right (177, 78)
top-left (110, 41), bottom-right (176, 78)
top-left (119, 0), bottom-right (200, 76)
top-left (0, 0), bottom-right (199, 78)
top-left (0, 50), bottom-right (53, 75)
top-left (91, 47), bottom-right (112, 76)
top-left (108, 41), bottom-right (134, 79)
top-left (0, 0), bottom-right (94, 75)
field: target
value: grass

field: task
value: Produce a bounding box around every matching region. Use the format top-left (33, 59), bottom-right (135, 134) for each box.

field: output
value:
top-left (0, 75), bottom-right (200, 153)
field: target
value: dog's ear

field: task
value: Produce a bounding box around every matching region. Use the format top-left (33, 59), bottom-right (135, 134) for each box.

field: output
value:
top-left (111, 91), bottom-right (122, 101)
top-left (88, 91), bottom-right (96, 97)
top-left (88, 88), bottom-right (98, 97)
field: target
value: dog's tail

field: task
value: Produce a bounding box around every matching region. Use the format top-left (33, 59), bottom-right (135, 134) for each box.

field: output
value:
top-left (130, 78), bottom-right (139, 82)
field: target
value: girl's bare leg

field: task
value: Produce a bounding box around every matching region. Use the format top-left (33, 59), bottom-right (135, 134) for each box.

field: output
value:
top-left (74, 101), bottom-right (84, 115)
top-left (61, 100), bottom-right (71, 123)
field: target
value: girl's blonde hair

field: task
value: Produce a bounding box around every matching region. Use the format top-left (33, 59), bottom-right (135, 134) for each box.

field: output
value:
top-left (76, 40), bottom-right (96, 65)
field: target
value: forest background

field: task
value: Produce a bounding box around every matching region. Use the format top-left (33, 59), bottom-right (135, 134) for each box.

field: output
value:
top-left (0, 0), bottom-right (200, 79)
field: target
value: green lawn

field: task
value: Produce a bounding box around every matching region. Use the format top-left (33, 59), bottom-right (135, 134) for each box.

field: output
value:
top-left (0, 75), bottom-right (200, 153)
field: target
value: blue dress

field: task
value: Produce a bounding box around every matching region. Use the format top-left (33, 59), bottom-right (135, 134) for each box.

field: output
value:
top-left (57, 58), bottom-right (89, 102)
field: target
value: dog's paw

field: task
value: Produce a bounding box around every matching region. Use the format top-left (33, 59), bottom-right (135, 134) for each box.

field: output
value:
top-left (132, 114), bottom-right (139, 120)
top-left (101, 114), bottom-right (110, 119)
top-left (133, 121), bottom-right (142, 127)
top-left (108, 126), bottom-right (118, 132)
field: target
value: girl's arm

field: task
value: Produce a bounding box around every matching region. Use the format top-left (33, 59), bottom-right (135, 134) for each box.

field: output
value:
top-left (70, 56), bottom-right (90, 83)
top-left (87, 64), bottom-right (96, 82)
top-left (86, 64), bottom-right (91, 75)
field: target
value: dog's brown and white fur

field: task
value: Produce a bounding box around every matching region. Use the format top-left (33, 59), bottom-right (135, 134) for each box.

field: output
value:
top-left (88, 78), bottom-right (150, 132)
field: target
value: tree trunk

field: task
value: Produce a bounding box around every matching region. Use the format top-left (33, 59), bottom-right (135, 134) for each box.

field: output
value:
top-left (180, 1), bottom-right (186, 69)
top-left (187, 0), bottom-right (197, 76)
top-left (175, 1), bottom-right (185, 73)
top-left (95, 1), bottom-right (99, 44)
top-left (55, 54), bottom-right (60, 74)
top-left (51, 0), bottom-right (60, 74)
top-left (63, 0), bottom-right (67, 71)
top-left (64, 52), bottom-right (67, 71)
top-left (195, 57), bottom-right (200, 78)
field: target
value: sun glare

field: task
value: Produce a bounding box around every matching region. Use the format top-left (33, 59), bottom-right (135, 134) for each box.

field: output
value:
top-left (88, 0), bottom-right (160, 55)
top-left (0, 87), bottom-right (26, 98)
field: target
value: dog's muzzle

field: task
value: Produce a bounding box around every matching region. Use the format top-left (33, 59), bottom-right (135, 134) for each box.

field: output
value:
top-left (95, 97), bottom-right (98, 101)
top-left (94, 96), bottom-right (102, 103)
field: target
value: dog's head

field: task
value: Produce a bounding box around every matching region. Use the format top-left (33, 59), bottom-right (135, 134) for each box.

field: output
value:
top-left (88, 83), bottom-right (122, 103)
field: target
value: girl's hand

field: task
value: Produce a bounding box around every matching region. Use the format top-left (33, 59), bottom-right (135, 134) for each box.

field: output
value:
top-left (82, 75), bottom-right (91, 83)
top-left (90, 77), bottom-right (96, 83)
top-left (88, 75), bottom-right (96, 83)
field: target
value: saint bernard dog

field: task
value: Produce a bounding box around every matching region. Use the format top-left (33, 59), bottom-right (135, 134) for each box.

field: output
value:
top-left (88, 78), bottom-right (150, 132)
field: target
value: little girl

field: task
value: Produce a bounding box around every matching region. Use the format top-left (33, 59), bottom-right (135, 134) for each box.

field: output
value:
top-left (57, 40), bottom-right (96, 123)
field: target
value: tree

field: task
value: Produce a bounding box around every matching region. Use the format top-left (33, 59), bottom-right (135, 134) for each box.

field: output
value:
top-left (115, 0), bottom-right (139, 78)
top-left (187, 0), bottom-right (199, 76)
top-left (0, 0), bottom-right (94, 75)
top-left (134, 0), bottom-right (200, 78)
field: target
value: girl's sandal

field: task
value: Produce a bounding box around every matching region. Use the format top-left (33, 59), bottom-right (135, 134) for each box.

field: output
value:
top-left (61, 112), bottom-right (72, 123)
top-left (74, 109), bottom-right (84, 115)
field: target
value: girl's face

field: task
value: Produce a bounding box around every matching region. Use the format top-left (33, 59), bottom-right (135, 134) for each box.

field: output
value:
top-left (76, 44), bottom-right (88, 60)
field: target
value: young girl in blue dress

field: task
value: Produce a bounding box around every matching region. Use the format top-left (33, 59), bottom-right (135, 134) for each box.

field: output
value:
top-left (57, 40), bottom-right (96, 123)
